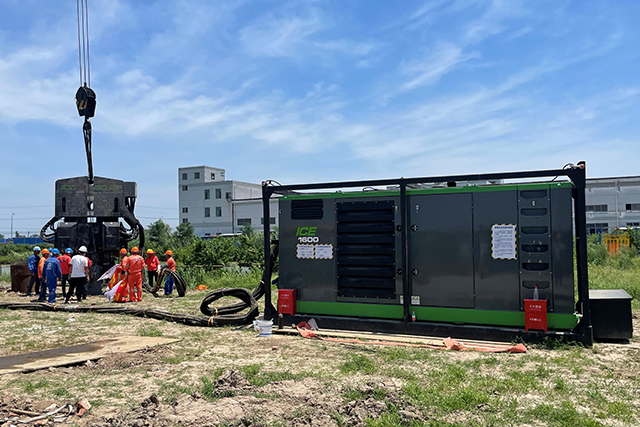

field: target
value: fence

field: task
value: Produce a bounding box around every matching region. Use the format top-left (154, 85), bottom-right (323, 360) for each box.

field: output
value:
top-left (0, 237), bottom-right (45, 245)
top-left (604, 235), bottom-right (630, 254)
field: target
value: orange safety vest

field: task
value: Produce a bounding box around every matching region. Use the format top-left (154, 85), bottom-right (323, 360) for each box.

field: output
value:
top-left (127, 255), bottom-right (145, 274)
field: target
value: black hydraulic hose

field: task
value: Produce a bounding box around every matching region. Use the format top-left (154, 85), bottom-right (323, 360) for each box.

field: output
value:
top-left (0, 302), bottom-right (252, 327)
top-left (200, 240), bottom-right (279, 317)
top-left (157, 267), bottom-right (187, 297)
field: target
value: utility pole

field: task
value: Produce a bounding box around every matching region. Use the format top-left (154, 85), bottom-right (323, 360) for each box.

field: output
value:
top-left (10, 213), bottom-right (15, 241)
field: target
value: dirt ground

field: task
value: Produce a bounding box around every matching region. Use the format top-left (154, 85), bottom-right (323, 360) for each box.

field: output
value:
top-left (0, 283), bottom-right (639, 427)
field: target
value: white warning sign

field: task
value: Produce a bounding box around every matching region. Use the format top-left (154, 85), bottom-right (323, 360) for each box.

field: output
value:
top-left (491, 224), bottom-right (517, 260)
top-left (315, 244), bottom-right (333, 259)
top-left (296, 244), bottom-right (315, 259)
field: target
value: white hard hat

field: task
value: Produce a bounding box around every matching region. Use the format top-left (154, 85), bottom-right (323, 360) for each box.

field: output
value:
top-left (78, 246), bottom-right (88, 253)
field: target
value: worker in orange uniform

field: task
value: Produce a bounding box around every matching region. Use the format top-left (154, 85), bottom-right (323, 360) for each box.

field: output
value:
top-left (145, 249), bottom-right (159, 290)
top-left (111, 248), bottom-right (129, 290)
top-left (164, 250), bottom-right (176, 295)
top-left (126, 247), bottom-right (145, 302)
top-left (37, 249), bottom-right (50, 301)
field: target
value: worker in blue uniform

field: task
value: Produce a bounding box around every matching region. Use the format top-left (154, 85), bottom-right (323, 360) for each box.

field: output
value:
top-left (42, 248), bottom-right (62, 303)
top-left (26, 246), bottom-right (41, 296)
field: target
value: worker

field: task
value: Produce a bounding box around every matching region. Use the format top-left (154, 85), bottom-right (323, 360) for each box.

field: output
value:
top-left (57, 248), bottom-right (73, 299)
top-left (43, 249), bottom-right (62, 303)
top-left (37, 249), bottom-right (50, 301)
top-left (66, 246), bottom-right (89, 303)
top-left (145, 249), bottom-right (159, 290)
top-left (26, 247), bottom-right (41, 296)
top-left (164, 250), bottom-right (176, 295)
top-left (126, 247), bottom-right (145, 302)
top-left (111, 248), bottom-right (129, 290)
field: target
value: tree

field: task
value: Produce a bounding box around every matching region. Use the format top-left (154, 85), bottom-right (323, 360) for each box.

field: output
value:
top-left (174, 221), bottom-right (196, 245)
top-left (0, 233), bottom-right (4, 239)
top-left (15, 231), bottom-right (20, 238)
top-left (146, 219), bottom-right (173, 253)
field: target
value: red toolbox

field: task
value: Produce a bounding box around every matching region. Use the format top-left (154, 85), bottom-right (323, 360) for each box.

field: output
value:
top-left (278, 289), bottom-right (297, 316)
top-left (524, 299), bottom-right (547, 332)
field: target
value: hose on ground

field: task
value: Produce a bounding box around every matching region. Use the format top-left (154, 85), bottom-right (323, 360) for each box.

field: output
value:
top-left (200, 240), bottom-right (279, 317)
top-left (0, 302), bottom-right (251, 327)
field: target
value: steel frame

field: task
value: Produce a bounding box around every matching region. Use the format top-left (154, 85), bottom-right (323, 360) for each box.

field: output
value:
top-left (261, 163), bottom-right (592, 345)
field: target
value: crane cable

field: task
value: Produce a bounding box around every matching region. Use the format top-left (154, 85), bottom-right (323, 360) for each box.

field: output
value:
top-left (75, 0), bottom-right (97, 185)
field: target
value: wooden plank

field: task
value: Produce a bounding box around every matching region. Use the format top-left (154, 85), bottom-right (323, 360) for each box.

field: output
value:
top-left (0, 337), bottom-right (180, 375)
top-left (273, 327), bottom-right (513, 347)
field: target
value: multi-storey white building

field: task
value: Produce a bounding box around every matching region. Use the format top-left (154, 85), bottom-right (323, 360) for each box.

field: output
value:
top-left (178, 166), bottom-right (278, 237)
top-left (585, 176), bottom-right (640, 234)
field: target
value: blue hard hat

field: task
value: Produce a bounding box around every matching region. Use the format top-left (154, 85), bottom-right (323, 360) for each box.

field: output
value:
top-left (33, 246), bottom-right (41, 252)
top-left (52, 248), bottom-right (60, 255)
top-left (65, 248), bottom-right (73, 254)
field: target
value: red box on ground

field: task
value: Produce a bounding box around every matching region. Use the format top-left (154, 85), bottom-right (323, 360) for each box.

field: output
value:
top-left (524, 299), bottom-right (547, 332)
top-left (278, 289), bottom-right (297, 316)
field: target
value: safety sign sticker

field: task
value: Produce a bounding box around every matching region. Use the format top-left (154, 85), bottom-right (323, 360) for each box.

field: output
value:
top-left (314, 244), bottom-right (333, 259)
top-left (296, 244), bottom-right (315, 259)
top-left (491, 224), bottom-right (517, 260)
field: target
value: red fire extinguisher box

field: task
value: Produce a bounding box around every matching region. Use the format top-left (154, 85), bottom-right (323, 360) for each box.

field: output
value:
top-left (524, 299), bottom-right (547, 332)
top-left (278, 289), bottom-right (297, 316)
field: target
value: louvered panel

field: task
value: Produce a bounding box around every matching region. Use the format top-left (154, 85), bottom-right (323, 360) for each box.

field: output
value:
top-left (336, 200), bottom-right (396, 299)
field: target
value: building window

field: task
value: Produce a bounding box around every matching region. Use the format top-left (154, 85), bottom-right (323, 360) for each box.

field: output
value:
top-left (626, 203), bottom-right (640, 212)
top-left (182, 207), bottom-right (188, 213)
top-left (205, 207), bottom-right (210, 217)
top-left (587, 223), bottom-right (608, 234)
top-left (194, 172), bottom-right (200, 179)
top-left (182, 185), bottom-right (188, 191)
top-left (211, 173), bottom-right (215, 180)
top-left (237, 218), bottom-right (252, 226)
top-left (215, 188), bottom-right (222, 199)
top-left (182, 173), bottom-right (187, 180)
top-left (204, 189), bottom-right (210, 200)
top-left (216, 207), bottom-right (222, 217)
top-left (182, 218), bottom-right (189, 223)
top-left (627, 222), bottom-right (640, 228)
top-left (261, 217), bottom-right (276, 225)
top-left (225, 192), bottom-right (231, 200)
top-left (586, 204), bottom-right (608, 212)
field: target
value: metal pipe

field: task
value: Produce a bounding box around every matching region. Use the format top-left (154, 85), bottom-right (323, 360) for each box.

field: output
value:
top-left (570, 165), bottom-right (593, 346)
top-left (262, 183), bottom-right (275, 320)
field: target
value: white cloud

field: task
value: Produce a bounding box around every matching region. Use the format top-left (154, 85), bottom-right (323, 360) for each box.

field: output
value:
top-left (400, 42), bottom-right (480, 91)
top-left (239, 7), bottom-right (327, 58)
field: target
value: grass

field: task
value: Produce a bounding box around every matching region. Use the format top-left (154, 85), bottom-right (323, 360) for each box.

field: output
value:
top-left (0, 266), bottom-right (638, 426)
top-left (340, 354), bottom-right (378, 374)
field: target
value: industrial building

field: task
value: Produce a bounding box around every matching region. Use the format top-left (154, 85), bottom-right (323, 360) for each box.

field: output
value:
top-left (585, 176), bottom-right (640, 234)
top-left (178, 166), bottom-right (278, 237)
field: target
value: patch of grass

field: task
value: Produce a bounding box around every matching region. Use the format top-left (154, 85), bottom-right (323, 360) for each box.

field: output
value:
top-left (387, 366), bottom-right (417, 381)
top-left (365, 409), bottom-right (426, 427)
top-left (200, 376), bottom-right (235, 400)
top-left (6, 379), bottom-right (50, 393)
top-left (340, 354), bottom-right (378, 374)
top-left (136, 324), bottom-right (163, 337)
top-left (238, 363), bottom-right (314, 387)
top-left (528, 401), bottom-right (603, 426)
top-left (343, 386), bottom-right (387, 403)
top-left (553, 378), bottom-right (568, 393)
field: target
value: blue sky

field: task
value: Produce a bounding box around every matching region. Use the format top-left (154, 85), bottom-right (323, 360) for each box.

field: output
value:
top-left (1, 0), bottom-right (639, 236)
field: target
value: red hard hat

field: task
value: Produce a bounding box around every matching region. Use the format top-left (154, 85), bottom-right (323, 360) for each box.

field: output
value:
top-left (119, 248), bottom-right (127, 255)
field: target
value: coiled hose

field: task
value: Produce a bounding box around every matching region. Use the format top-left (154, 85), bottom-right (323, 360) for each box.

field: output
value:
top-left (142, 268), bottom-right (187, 297)
top-left (200, 240), bottom-right (279, 320)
